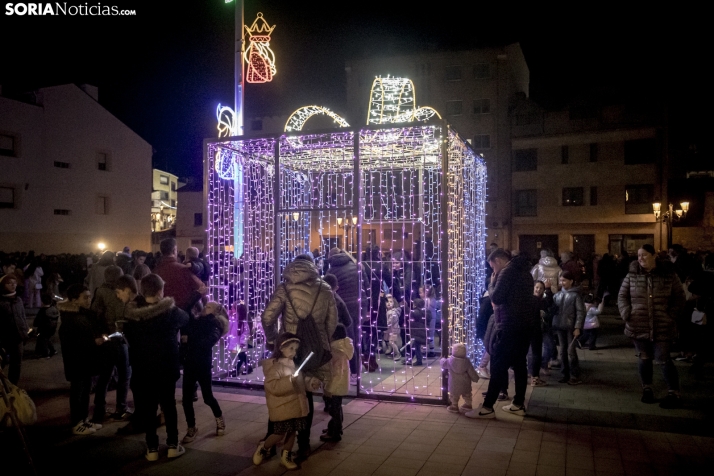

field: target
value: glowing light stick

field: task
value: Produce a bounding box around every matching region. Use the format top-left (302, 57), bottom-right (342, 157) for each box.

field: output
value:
top-left (293, 351), bottom-right (314, 377)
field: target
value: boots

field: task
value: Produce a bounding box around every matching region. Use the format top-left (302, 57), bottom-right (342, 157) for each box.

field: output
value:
top-left (281, 449), bottom-right (298, 470)
top-left (367, 354), bottom-right (379, 372)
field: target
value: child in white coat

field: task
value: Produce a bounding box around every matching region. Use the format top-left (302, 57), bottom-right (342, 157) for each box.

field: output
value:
top-left (440, 343), bottom-right (479, 413)
top-left (385, 294), bottom-right (401, 359)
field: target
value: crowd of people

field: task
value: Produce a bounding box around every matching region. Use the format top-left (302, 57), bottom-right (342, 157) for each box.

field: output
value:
top-left (1, 239), bottom-right (712, 469)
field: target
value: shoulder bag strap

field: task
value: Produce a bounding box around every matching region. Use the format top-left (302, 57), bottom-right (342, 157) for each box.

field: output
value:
top-left (283, 282), bottom-right (322, 319)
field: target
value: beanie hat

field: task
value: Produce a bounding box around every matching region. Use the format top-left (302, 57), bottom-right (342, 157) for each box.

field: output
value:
top-left (452, 343), bottom-right (466, 358)
top-left (328, 247), bottom-right (343, 259)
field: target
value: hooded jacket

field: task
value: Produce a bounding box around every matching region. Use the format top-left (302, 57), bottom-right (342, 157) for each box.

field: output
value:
top-left (441, 354), bottom-right (479, 398)
top-left (408, 308), bottom-right (427, 344)
top-left (262, 357), bottom-right (310, 422)
top-left (618, 260), bottom-right (685, 341)
top-left (551, 286), bottom-right (586, 331)
top-left (328, 250), bottom-right (367, 326)
top-left (123, 296), bottom-right (189, 382)
top-left (325, 337), bottom-right (354, 397)
top-left (91, 282), bottom-right (126, 335)
top-left (57, 301), bottom-right (100, 381)
top-left (183, 312), bottom-right (229, 371)
top-left (489, 254), bottom-right (534, 334)
top-left (531, 256), bottom-right (561, 293)
top-left (262, 260), bottom-right (337, 381)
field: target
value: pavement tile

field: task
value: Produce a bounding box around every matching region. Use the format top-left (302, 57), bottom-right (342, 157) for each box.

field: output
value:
top-left (506, 461), bottom-right (537, 476)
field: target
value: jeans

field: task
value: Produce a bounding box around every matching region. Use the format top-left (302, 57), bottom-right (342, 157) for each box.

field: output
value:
top-left (580, 329), bottom-right (598, 349)
top-left (93, 341), bottom-right (131, 419)
top-left (405, 339), bottom-right (424, 364)
top-left (632, 339), bottom-right (679, 392)
top-left (527, 329), bottom-right (543, 377)
top-left (483, 330), bottom-right (530, 408)
top-left (132, 378), bottom-right (179, 448)
top-left (69, 376), bottom-right (93, 425)
top-left (182, 366), bottom-right (222, 427)
top-left (541, 330), bottom-right (556, 370)
top-left (555, 329), bottom-right (580, 379)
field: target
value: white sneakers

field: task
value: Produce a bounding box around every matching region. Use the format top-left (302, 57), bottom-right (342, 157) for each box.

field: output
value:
top-left (477, 367), bottom-right (491, 379)
top-left (145, 448), bottom-right (159, 461)
top-left (501, 404), bottom-right (527, 416)
top-left (464, 405), bottom-right (496, 419)
top-left (72, 421), bottom-right (96, 435)
top-left (167, 444), bottom-right (185, 458)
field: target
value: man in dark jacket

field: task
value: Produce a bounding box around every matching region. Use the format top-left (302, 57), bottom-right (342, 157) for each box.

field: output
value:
top-left (467, 249), bottom-right (533, 419)
top-left (0, 273), bottom-right (29, 384)
top-left (124, 273), bottom-right (189, 461)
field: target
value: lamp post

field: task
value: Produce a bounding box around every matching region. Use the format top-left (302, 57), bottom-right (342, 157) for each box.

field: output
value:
top-left (652, 201), bottom-right (689, 249)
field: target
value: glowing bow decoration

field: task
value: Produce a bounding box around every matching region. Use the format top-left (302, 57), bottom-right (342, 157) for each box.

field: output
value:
top-left (244, 12), bottom-right (276, 84)
top-left (367, 76), bottom-right (441, 125)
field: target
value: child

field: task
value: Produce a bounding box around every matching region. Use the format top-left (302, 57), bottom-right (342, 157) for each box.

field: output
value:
top-left (440, 343), bottom-right (479, 413)
top-left (34, 292), bottom-right (59, 358)
top-left (123, 274), bottom-right (190, 461)
top-left (404, 298), bottom-right (426, 366)
top-left (184, 247), bottom-right (210, 284)
top-left (385, 294), bottom-right (401, 359)
top-left (181, 301), bottom-right (229, 444)
top-left (320, 324), bottom-right (354, 442)
top-left (551, 271), bottom-right (585, 385)
top-left (580, 293), bottom-right (605, 350)
top-left (58, 284), bottom-right (102, 435)
top-left (419, 285), bottom-right (439, 353)
top-left (253, 333), bottom-right (318, 470)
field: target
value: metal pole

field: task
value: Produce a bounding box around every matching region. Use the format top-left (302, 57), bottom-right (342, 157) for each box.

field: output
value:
top-left (234, 0), bottom-right (245, 258)
top-left (440, 122), bottom-right (450, 404)
top-left (353, 130), bottom-right (362, 395)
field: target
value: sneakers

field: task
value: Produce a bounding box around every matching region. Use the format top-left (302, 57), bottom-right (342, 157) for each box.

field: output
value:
top-left (477, 367), bottom-right (491, 379)
top-left (319, 433), bottom-right (342, 442)
top-left (110, 411), bottom-right (133, 421)
top-left (280, 449), bottom-right (298, 470)
top-left (460, 403), bottom-right (473, 412)
top-left (567, 378), bottom-right (583, 385)
top-left (216, 416), bottom-right (226, 436)
top-left (659, 393), bottom-right (682, 409)
top-left (465, 405), bottom-right (496, 419)
top-left (641, 387), bottom-right (656, 404)
top-left (447, 404), bottom-right (460, 413)
top-left (253, 442), bottom-right (269, 465)
top-left (531, 377), bottom-right (548, 387)
top-left (167, 444), bottom-right (185, 458)
top-left (145, 448), bottom-right (159, 461)
top-left (350, 375), bottom-right (358, 386)
top-left (72, 421), bottom-right (96, 435)
top-left (497, 392), bottom-right (509, 401)
top-left (83, 420), bottom-right (102, 431)
top-left (501, 404), bottom-right (526, 416)
top-left (182, 426), bottom-right (198, 444)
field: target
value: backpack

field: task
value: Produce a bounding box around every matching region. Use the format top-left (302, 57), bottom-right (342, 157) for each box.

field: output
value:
top-left (283, 283), bottom-right (332, 372)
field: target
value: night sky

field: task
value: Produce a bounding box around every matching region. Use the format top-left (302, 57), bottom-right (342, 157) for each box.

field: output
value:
top-left (1, 1), bottom-right (707, 180)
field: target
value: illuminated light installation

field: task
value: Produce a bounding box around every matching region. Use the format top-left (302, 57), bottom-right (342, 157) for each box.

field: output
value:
top-left (367, 76), bottom-right (442, 125)
top-left (205, 122), bottom-right (486, 403)
top-left (216, 103), bottom-right (238, 139)
top-left (285, 106), bottom-right (350, 132)
top-left (244, 12), bottom-right (276, 84)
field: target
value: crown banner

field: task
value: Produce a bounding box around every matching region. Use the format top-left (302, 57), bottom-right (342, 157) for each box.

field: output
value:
top-left (244, 12), bottom-right (276, 84)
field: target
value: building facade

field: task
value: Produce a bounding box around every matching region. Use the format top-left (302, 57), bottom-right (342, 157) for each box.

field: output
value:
top-left (151, 168), bottom-right (179, 232)
top-left (0, 84), bottom-right (152, 254)
top-left (175, 180), bottom-right (206, 254)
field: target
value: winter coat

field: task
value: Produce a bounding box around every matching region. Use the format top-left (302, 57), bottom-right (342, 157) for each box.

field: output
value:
top-left (408, 308), bottom-right (427, 344)
top-left (91, 283), bottom-right (126, 335)
top-left (34, 305), bottom-right (60, 337)
top-left (57, 301), bottom-right (100, 381)
top-left (328, 251), bottom-right (367, 326)
top-left (333, 293), bottom-right (353, 331)
top-left (86, 264), bottom-right (109, 296)
top-left (262, 260), bottom-right (337, 381)
top-left (154, 256), bottom-right (203, 312)
top-left (183, 312), bottom-right (229, 372)
top-left (0, 292), bottom-right (29, 346)
top-left (531, 256), bottom-right (561, 293)
top-left (489, 255), bottom-right (534, 334)
top-left (123, 296), bottom-right (190, 383)
top-left (476, 294), bottom-right (493, 340)
top-left (387, 308), bottom-right (400, 335)
top-left (617, 260), bottom-right (685, 341)
top-left (441, 355), bottom-right (479, 398)
top-left (325, 337), bottom-right (354, 397)
top-left (263, 357), bottom-right (310, 422)
top-left (551, 286), bottom-right (586, 331)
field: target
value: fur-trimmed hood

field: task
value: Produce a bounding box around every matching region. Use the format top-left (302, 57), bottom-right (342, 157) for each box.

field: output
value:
top-left (125, 297), bottom-right (175, 321)
top-left (202, 312), bottom-right (230, 337)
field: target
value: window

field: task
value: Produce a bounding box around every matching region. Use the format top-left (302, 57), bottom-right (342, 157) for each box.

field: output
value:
top-left (171, 199), bottom-right (176, 207)
top-left (0, 133), bottom-right (17, 157)
top-left (562, 187), bottom-right (584, 206)
top-left (514, 190), bottom-right (537, 217)
top-left (513, 149), bottom-right (537, 171)
top-left (171, 182), bottom-right (176, 191)
top-left (473, 135), bottom-right (490, 149)
top-left (625, 184), bottom-right (654, 214)
top-left (624, 138), bottom-right (656, 164)
top-left (159, 191), bottom-right (169, 200)
top-left (590, 186), bottom-right (598, 206)
top-left (589, 143), bottom-right (598, 162)
top-left (561, 146), bottom-right (569, 164)
top-left (54, 209), bottom-right (70, 215)
top-left (445, 65), bottom-right (462, 81)
top-left (446, 100), bottom-right (463, 116)
top-left (0, 187), bottom-right (15, 208)
top-left (194, 213), bottom-right (203, 227)
top-left (54, 161), bottom-right (70, 168)
top-left (474, 63), bottom-right (491, 79)
top-left (160, 175), bottom-right (169, 185)
top-left (97, 152), bottom-right (108, 171)
top-left (96, 196), bottom-right (108, 215)
top-left (251, 120), bottom-right (263, 131)
top-left (473, 99), bottom-right (491, 114)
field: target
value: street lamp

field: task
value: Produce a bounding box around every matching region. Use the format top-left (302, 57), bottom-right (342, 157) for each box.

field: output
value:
top-left (652, 201), bottom-right (689, 249)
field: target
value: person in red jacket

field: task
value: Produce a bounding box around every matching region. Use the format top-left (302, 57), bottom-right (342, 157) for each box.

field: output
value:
top-left (153, 238), bottom-right (206, 314)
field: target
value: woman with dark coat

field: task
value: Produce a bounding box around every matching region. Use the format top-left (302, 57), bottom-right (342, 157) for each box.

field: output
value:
top-left (618, 244), bottom-right (686, 408)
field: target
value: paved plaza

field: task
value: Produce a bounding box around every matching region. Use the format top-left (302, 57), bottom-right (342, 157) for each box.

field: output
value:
top-left (4, 306), bottom-right (714, 476)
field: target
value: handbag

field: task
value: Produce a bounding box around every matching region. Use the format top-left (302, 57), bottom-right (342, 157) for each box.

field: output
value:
top-left (0, 375), bottom-right (38, 427)
top-left (691, 308), bottom-right (707, 326)
top-left (283, 283), bottom-right (332, 372)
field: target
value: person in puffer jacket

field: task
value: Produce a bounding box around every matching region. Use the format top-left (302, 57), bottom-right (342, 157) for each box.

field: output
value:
top-left (441, 343), bottom-right (479, 413)
top-left (320, 324), bottom-right (354, 442)
top-left (551, 271), bottom-right (585, 385)
top-left (618, 244), bottom-right (686, 409)
top-left (531, 250), bottom-right (561, 293)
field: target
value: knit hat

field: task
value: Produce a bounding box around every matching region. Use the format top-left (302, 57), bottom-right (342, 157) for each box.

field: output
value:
top-left (452, 343), bottom-right (466, 358)
top-left (328, 247), bottom-right (343, 258)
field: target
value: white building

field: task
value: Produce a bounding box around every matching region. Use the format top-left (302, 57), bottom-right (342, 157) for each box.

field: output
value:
top-left (175, 180), bottom-right (206, 254)
top-left (0, 84), bottom-right (152, 254)
top-left (151, 168), bottom-right (179, 232)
